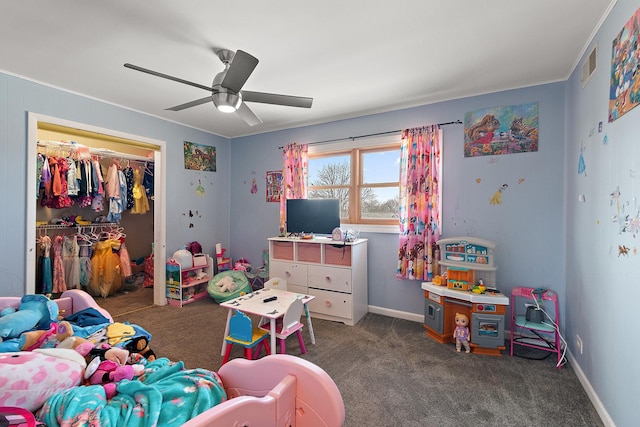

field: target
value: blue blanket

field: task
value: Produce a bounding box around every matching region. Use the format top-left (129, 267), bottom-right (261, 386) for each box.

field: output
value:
top-left (36, 358), bottom-right (227, 427)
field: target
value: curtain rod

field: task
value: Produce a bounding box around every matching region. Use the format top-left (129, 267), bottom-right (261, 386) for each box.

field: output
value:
top-left (279, 120), bottom-right (462, 149)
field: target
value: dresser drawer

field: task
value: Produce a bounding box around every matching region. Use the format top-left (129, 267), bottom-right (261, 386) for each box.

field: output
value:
top-left (308, 288), bottom-right (353, 320)
top-left (287, 283), bottom-right (309, 296)
top-left (270, 261), bottom-right (308, 286)
top-left (308, 265), bottom-right (352, 293)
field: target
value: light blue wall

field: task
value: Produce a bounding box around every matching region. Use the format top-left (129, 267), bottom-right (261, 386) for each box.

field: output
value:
top-left (230, 83), bottom-right (566, 318)
top-left (565, 2), bottom-right (640, 426)
top-left (0, 73), bottom-right (231, 296)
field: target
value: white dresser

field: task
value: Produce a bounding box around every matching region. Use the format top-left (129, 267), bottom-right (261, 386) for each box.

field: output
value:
top-left (268, 237), bottom-right (368, 326)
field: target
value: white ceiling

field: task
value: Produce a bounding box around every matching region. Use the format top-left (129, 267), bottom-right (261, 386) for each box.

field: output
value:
top-left (1, 1), bottom-right (615, 139)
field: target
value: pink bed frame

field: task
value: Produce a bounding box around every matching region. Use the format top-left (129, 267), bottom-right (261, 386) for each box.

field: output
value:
top-left (0, 290), bottom-right (345, 427)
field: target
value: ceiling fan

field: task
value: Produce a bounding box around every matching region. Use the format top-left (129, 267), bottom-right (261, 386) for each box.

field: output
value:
top-left (124, 49), bottom-right (313, 126)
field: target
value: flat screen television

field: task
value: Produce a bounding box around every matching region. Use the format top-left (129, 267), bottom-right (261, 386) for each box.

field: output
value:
top-left (286, 198), bottom-right (340, 235)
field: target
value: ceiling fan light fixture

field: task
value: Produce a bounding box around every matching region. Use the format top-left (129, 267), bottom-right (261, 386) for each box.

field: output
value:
top-left (212, 91), bottom-right (241, 113)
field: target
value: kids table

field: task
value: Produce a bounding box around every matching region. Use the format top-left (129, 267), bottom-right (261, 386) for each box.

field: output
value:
top-left (220, 288), bottom-right (315, 356)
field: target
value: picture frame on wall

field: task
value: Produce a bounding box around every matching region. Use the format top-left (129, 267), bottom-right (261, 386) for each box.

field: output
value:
top-left (183, 141), bottom-right (216, 171)
top-left (464, 101), bottom-right (539, 157)
top-left (266, 170), bottom-right (283, 202)
top-left (608, 7), bottom-right (640, 122)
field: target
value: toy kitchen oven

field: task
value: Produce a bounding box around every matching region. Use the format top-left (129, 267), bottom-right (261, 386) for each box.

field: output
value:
top-left (422, 237), bottom-right (509, 356)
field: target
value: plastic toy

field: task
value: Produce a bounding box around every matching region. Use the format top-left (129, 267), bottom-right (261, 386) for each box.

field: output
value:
top-left (453, 312), bottom-right (471, 353)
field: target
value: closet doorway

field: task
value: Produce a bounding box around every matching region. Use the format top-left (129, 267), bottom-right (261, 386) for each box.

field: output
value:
top-left (26, 113), bottom-right (167, 306)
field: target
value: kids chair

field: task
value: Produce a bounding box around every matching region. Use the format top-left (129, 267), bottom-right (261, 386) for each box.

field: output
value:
top-left (263, 277), bottom-right (287, 290)
top-left (222, 310), bottom-right (271, 365)
top-left (264, 276), bottom-right (317, 345)
top-left (261, 298), bottom-right (307, 355)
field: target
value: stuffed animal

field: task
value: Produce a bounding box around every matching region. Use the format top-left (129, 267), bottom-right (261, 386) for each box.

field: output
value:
top-left (217, 275), bottom-right (237, 292)
top-left (75, 341), bottom-right (144, 399)
top-left (18, 320), bottom-right (75, 351)
top-left (0, 294), bottom-right (58, 340)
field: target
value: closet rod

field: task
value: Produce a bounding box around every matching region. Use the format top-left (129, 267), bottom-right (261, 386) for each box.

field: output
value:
top-left (37, 140), bottom-right (154, 163)
top-left (36, 223), bottom-right (119, 230)
top-left (278, 120), bottom-right (462, 149)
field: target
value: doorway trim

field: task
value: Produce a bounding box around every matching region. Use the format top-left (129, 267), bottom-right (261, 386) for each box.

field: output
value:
top-left (27, 112), bottom-right (168, 305)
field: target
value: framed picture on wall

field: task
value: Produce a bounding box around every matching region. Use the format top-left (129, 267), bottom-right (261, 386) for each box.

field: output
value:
top-left (183, 141), bottom-right (216, 171)
top-left (608, 7), bottom-right (640, 122)
top-left (266, 170), bottom-right (283, 202)
top-left (464, 101), bottom-right (539, 157)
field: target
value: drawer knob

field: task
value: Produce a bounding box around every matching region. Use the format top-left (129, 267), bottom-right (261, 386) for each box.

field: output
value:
top-left (285, 271), bottom-right (291, 277)
top-left (325, 300), bottom-right (332, 308)
top-left (325, 276), bottom-right (331, 282)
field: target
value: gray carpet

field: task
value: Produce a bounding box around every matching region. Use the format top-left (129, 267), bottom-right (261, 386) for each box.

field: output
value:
top-left (97, 287), bottom-right (603, 427)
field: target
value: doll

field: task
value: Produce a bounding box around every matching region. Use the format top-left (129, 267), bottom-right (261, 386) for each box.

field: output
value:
top-left (453, 312), bottom-right (471, 353)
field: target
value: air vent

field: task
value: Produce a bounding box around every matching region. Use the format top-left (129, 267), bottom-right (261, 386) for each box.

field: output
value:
top-left (582, 44), bottom-right (597, 86)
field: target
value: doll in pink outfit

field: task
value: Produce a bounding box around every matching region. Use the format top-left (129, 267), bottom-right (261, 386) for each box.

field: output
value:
top-left (453, 312), bottom-right (471, 353)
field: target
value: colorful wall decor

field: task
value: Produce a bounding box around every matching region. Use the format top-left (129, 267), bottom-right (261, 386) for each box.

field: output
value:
top-left (608, 7), bottom-right (640, 122)
top-left (464, 101), bottom-right (539, 157)
top-left (183, 141), bottom-right (216, 171)
top-left (266, 170), bottom-right (283, 202)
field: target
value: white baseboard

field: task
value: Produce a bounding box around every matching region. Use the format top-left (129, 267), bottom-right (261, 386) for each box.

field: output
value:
top-left (566, 350), bottom-right (615, 427)
top-left (367, 305), bottom-right (423, 323)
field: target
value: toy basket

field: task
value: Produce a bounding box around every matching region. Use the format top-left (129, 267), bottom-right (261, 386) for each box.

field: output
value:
top-left (207, 270), bottom-right (252, 303)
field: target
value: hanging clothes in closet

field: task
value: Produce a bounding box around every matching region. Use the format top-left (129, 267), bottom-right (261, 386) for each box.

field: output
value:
top-left (37, 235), bottom-right (53, 295)
top-left (36, 141), bottom-right (155, 223)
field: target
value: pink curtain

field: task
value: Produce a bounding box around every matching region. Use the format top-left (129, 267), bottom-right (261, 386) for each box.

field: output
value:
top-left (397, 126), bottom-right (442, 281)
top-left (280, 143), bottom-right (308, 233)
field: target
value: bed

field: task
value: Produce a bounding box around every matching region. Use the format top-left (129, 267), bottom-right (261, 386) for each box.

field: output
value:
top-left (0, 289), bottom-right (345, 427)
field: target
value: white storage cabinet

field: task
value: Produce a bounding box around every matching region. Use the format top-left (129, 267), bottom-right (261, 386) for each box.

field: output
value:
top-left (268, 237), bottom-right (368, 326)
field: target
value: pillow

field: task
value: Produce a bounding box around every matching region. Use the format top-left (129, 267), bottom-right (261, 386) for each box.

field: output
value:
top-left (0, 351), bottom-right (84, 412)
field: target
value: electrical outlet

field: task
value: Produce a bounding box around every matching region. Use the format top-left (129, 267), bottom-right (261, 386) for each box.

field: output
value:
top-left (576, 334), bottom-right (583, 354)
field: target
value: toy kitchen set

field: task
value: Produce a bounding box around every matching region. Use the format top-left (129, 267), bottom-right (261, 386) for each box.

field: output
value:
top-left (422, 237), bottom-right (509, 356)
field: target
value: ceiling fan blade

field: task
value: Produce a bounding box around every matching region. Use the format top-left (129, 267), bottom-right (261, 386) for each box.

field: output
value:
top-left (166, 96), bottom-right (212, 111)
top-left (236, 102), bottom-right (263, 127)
top-left (124, 63), bottom-right (212, 92)
top-left (241, 90), bottom-right (313, 108)
top-left (220, 50), bottom-right (259, 93)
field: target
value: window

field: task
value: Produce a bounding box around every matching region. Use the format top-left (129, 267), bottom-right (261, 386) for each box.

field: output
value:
top-left (308, 134), bottom-right (400, 227)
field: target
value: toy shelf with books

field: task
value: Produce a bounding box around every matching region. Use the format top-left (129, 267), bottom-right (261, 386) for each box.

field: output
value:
top-left (166, 254), bottom-right (214, 307)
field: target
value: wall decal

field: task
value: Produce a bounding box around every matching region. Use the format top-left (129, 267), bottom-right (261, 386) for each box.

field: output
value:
top-left (183, 141), bottom-right (216, 171)
top-left (489, 184), bottom-right (508, 205)
top-left (195, 179), bottom-right (205, 196)
top-left (464, 101), bottom-right (539, 157)
top-left (578, 141), bottom-right (587, 175)
top-left (618, 245), bottom-right (630, 257)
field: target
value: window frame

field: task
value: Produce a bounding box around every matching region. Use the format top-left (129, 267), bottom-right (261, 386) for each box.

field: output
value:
top-left (308, 133), bottom-right (401, 230)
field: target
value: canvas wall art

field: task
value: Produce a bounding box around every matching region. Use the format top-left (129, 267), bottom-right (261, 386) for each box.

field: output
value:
top-left (183, 141), bottom-right (216, 171)
top-left (266, 170), bottom-right (283, 202)
top-left (464, 101), bottom-right (539, 157)
top-left (608, 7), bottom-right (640, 122)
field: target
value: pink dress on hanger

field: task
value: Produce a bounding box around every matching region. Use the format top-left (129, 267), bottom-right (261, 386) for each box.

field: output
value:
top-left (52, 235), bottom-right (67, 293)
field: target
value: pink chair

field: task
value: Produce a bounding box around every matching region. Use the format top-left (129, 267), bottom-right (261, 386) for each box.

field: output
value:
top-left (261, 298), bottom-right (306, 355)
